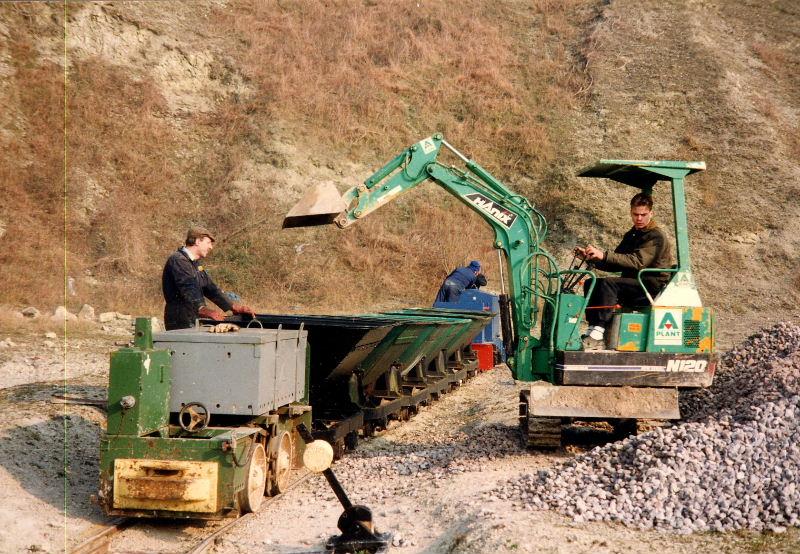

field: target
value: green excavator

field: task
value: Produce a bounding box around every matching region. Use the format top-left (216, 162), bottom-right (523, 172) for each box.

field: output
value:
top-left (284, 134), bottom-right (716, 447)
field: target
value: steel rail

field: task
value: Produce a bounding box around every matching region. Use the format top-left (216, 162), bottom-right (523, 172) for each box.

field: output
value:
top-left (185, 470), bottom-right (314, 554)
top-left (68, 517), bottom-right (130, 554)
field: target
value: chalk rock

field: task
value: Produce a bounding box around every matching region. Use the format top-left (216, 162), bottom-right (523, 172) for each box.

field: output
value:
top-left (21, 307), bottom-right (40, 319)
top-left (51, 306), bottom-right (77, 322)
top-left (98, 312), bottom-right (116, 323)
top-left (78, 304), bottom-right (95, 321)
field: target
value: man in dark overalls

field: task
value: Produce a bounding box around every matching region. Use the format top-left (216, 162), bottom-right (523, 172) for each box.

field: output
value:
top-left (434, 260), bottom-right (485, 304)
top-left (162, 226), bottom-right (255, 330)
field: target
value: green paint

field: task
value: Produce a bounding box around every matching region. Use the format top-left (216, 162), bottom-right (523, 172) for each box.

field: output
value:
top-left (106, 317), bottom-right (171, 437)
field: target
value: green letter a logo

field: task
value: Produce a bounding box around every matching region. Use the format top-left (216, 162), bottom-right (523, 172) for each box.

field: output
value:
top-left (658, 312), bottom-right (679, 330)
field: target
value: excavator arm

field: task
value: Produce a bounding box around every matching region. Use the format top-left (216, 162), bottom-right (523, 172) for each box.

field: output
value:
top-left (284, 134), bottom-right (568, 382)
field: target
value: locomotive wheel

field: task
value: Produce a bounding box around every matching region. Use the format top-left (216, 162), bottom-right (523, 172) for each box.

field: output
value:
top-left (237, 442), bottom-right (266, 513)
top-left (267, 431), bottom-right (293, 495)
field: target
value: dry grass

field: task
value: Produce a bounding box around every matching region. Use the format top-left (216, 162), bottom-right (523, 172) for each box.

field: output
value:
top-left (0, 7), bottom-right (65, 308)
top-left (14, 0), bottom-right (778, 319)
top-left (751, 41), bottom-right (788, 73)
top-left (211, 0), bottom-right (592, 175)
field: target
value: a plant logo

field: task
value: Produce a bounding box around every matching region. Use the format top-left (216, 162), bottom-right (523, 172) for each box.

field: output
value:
top-left (653, 308), bottom-right (683, 345)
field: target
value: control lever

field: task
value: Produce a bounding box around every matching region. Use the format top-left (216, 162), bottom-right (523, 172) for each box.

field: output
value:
top-left (296, 424), bottom-right (391, 553)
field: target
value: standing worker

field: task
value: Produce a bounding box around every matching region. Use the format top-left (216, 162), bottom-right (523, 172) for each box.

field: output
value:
top-left (162, 226), bottom-right (256, 330)
top-left (575, 193), bottom-right (673, 350)
top-left (434, 260), bottom-right (486, 304)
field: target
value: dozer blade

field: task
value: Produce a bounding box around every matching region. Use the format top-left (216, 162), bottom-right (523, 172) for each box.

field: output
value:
top-left (283, 181), bottom-right (347, 228)
top-left (527, 381), bottom-right (680, 420)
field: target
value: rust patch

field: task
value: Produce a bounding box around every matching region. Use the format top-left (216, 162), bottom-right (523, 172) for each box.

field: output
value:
top-left (113, 459), bottom-right (219, 512)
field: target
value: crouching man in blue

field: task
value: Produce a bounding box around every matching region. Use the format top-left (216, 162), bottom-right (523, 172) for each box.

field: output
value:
top-left (162, 226), bottom-right (256, 330)
top-left (434, 260), bottom-right (486, 303)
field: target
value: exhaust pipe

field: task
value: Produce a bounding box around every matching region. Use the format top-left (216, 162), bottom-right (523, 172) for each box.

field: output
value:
top-left (282, 181), bottom-right (347, 229)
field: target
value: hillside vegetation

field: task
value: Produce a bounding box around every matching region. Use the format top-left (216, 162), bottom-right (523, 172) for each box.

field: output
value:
top-left (0, 0), bottom-right (798, 338)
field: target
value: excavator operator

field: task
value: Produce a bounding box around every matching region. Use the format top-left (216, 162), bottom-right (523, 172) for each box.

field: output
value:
top-left (575, 193), bottom-right (673, 350)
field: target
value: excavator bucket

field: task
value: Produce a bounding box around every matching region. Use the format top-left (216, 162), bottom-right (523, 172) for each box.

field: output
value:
top-left (282, 181), bottom-right (347, 228)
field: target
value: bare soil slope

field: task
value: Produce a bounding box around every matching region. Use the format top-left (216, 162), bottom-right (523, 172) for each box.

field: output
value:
top-left (1, 0), bottom-right (797, 334)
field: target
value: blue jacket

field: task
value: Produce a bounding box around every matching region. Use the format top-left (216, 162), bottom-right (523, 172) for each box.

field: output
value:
top-left (445, 266), bottom-right (480, 289)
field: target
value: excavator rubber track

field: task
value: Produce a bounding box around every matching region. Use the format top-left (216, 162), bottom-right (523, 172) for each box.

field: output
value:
top-left (519, 390), bottom-right (562, 449)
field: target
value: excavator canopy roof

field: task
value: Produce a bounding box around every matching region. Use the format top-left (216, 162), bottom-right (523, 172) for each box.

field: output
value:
top-left (577, 159), bottom-right (705, 189)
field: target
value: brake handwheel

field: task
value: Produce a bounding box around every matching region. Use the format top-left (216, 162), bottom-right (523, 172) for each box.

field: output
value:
top-left (178, 401), bottom-right (211, 432)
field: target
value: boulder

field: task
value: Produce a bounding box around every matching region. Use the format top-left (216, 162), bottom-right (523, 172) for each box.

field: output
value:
top-left (98, 312), bottom-right (116, 323)
top-left (78, 304), bottom-right (95, 321)
top-left (51, 306), bottom-right (77, 322)
top-left (21, 307), bottom-right (40, 319)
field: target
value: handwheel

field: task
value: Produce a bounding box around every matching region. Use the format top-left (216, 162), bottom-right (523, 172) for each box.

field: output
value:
top-left (237, 442), bottom-right (267, 513)
top-left (178, 402), bottom-right (210, 432)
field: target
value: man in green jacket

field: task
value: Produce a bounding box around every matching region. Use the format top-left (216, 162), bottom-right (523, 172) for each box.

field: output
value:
top-left (575, 193), bottom-right (673, 350)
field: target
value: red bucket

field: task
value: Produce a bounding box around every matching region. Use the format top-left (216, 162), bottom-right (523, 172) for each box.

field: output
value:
top-left (471, 343), bottom-right (495, 371)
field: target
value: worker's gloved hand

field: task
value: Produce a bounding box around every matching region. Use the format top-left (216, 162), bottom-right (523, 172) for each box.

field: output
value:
top-left (198, 305), bottom-right (226, 322)
top-left (231, 303), bottom-right (256, 318)
top-left (208, 323), bottom-right (239, 333)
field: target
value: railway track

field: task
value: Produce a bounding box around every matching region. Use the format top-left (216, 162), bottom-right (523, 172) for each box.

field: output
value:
top-left (69, 471), bottom-right (315, 554)
top-left (184, 470), bottom-right (315, 554)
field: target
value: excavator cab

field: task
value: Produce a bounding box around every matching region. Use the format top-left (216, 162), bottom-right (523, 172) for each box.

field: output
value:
top-left (550, 160), bottom-right (714, 357)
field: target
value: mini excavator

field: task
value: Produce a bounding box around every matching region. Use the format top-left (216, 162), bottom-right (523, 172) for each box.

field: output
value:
top-left (284, 135), bottom-right (716, 447)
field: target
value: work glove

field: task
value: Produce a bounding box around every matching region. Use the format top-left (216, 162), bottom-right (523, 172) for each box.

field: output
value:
top-left (198, 305), bottom-right (225, 322)
top-left (208, 323), bottom-right (239, 333)
top-left (231, 303), bottom-right (256, 317)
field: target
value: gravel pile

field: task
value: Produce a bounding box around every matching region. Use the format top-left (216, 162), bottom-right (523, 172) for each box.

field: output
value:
top-left (491, 322), bottom-right (800, 534)
top-left (681, 321), bottom-right (800, 419)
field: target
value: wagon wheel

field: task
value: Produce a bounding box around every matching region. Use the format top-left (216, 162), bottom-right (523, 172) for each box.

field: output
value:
top-left (237, 442), bottom-right (266, 513)
top-left (344, 431), bottom-right (359, 450)
top-left (267, 431), bottom-right (293, 495)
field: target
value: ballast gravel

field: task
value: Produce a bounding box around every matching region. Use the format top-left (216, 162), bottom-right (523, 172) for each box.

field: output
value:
top-left (490, 321), bottom-right (800, 534)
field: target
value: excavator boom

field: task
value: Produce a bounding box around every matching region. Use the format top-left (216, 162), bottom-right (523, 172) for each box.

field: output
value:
top-left (283, 134), bottom-right (555, 383)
